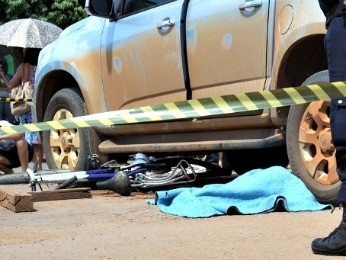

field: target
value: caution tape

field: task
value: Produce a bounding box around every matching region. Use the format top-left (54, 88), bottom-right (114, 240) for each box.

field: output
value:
top-left (0, 81), bottom-right (345, 135)
top-left (0, 97), bottom-right (32, 102)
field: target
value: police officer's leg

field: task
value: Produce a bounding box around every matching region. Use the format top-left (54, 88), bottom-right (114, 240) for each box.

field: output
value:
top-left (332, 98), bottom-right (346, 205)
top-left (312, 16), bottom-right (346, 255)
top-left (327, 15), bottom-right (346, 205)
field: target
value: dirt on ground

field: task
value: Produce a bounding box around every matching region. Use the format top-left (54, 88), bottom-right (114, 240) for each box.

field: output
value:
top-left (0, 182), bottom-right (344, 260)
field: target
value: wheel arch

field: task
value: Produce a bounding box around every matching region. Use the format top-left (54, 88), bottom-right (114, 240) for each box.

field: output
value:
top-left (273, 34), bottom-right (327, 126)
top-left (35, 70), bottom-right (80, 123)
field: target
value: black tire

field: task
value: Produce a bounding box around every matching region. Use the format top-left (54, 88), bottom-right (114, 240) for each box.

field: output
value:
top-left (43, 88), bottom-right (91, 171)
top-left (0, 173), bottom-right (30, 184)
top-left (287, 70), bottom-right (340, 203)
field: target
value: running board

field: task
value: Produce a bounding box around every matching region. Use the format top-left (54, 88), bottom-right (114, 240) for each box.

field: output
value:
top-left (98, 134), bottom-right (285, 154)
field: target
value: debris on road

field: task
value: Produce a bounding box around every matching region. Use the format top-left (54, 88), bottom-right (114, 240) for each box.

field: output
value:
top-left (0, 189), bottom-right (33, 213)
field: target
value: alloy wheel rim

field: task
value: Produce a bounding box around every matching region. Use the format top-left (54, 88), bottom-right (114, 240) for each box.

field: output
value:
top-left (49, 109), bottom-right (80, 169)
top-left (298, 101), bottom-right (338, 185)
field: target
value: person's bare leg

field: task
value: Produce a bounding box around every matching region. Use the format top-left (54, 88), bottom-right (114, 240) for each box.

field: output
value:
top-left (33, 143), bottom-right (43, 171)
top-left (16, 138), bottom-right (29, 172)
top-left (0, 155), bottom-right (14, 174)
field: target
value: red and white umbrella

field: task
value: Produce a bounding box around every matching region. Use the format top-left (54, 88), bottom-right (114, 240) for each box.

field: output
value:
top-left (0, 18), bottom-right (62, 48)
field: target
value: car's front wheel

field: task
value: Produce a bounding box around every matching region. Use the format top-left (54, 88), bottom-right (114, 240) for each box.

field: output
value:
top-left (43, 88), bottom-right (90, 170)
top-left (286, 70), bottom-right (340, 203)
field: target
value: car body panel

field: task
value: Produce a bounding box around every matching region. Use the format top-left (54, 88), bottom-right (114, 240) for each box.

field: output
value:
top-left (186, 0), bottom-right (269, 99)
top-left (100, 1), bottom-right (186, 110)
top-left (34, 16), bottom-right (107, 119)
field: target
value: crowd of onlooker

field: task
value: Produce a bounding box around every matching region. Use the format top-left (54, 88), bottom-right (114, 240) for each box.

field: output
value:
top-left (0, 46), bottom-right (43, 174)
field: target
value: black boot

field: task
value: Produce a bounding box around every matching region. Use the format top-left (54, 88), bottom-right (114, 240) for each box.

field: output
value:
top-left (312, 206), bottom-right (346, 255)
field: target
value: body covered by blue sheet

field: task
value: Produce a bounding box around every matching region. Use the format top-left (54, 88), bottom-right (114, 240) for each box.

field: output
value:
top-left (148, 166), bottom-right (332, 218)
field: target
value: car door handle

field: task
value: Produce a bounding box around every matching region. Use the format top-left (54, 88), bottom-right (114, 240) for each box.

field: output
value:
top-left (239, 0), bottom-right (262, 10)
top-left (157, 18), bottom-right (175, 33)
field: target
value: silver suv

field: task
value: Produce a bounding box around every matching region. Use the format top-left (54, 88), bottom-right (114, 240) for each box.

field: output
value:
top-left (34, 0), bottom-right (335, 202)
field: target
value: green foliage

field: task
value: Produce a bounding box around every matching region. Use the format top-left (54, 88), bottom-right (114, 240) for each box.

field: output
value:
top-left (0, 0), bottom-right (87, 29)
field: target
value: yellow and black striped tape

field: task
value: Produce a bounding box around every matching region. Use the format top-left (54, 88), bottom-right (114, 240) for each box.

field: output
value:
top-left (0, 81), bottom-right (345, 134)
top-left (0, 97), bottom-right (32, 102)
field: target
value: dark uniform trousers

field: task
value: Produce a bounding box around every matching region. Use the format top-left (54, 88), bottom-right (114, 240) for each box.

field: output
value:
top-left (327, 15), bottom-right (346, 204)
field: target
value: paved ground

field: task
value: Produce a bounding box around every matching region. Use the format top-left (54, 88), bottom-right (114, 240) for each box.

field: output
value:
top-left (0, 176), bottom-right (344, 259)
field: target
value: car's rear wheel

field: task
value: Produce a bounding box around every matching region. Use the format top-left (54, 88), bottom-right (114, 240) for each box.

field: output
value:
top-left (286, 70), bottom-right (340, 203)
top-left (43, 88), bottom-right (90, 170)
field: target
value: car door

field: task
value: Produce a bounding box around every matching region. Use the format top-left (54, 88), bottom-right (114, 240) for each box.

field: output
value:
top-left (100, 0), bottom-right (186, 111)
top-left (186, 0), bottom-right (269, 99)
